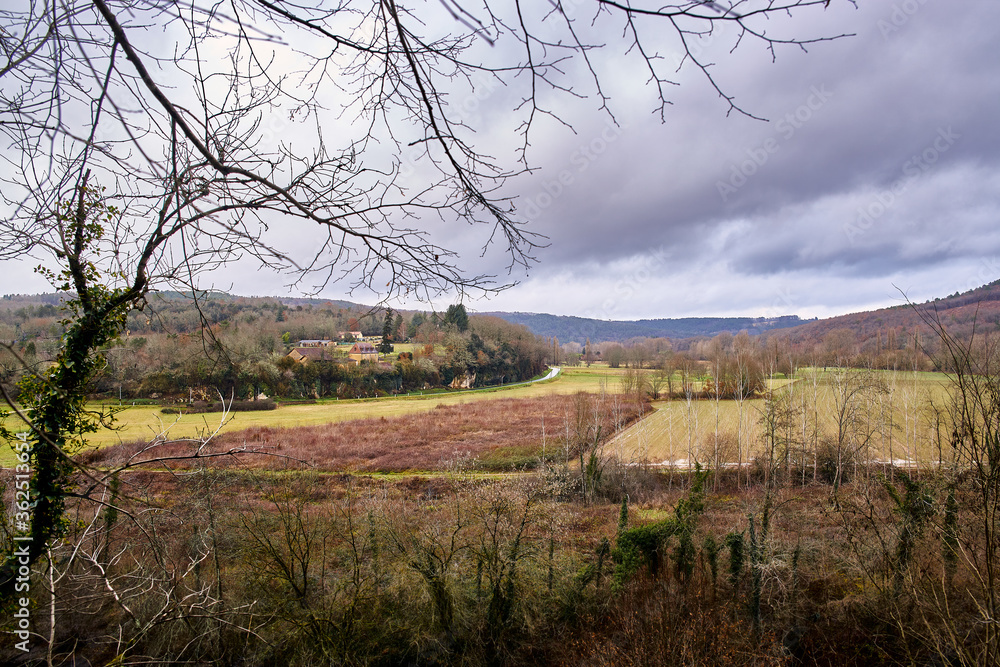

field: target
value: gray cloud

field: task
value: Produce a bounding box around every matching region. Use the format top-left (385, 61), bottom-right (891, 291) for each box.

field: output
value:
top-left (464, 0), bottom-right (1000, 318)
top-left (4, 0), bottom-right (999, 323)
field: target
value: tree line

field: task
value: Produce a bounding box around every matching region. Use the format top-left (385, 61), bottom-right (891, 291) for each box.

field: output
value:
top-left (0, 297), bottom-right (548, 401)
top-left (552, 323), bottom-right (938, 380)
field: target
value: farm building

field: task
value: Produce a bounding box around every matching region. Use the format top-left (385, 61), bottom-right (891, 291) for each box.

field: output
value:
top-left (287, 347), bottom-right (339, 363)
top-left (296, 339), bottom-right (335, 347)
top-left (348, 341), bottom-right (379, 362)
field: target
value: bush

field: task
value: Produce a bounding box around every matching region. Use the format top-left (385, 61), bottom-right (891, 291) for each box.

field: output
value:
top-left (220, 399), bottom-right (277, 412)
top-left (161, 399), bottom-right (277, 414)
top-left (816, 436), bottom-right (853, 485)
top-left (596, 458), bottom-right (664, 503)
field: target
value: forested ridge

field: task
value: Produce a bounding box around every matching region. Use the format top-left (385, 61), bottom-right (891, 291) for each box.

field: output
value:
top-left (486, 279), bottom-right (1000, 346)
top-left (483, 311), bottom-right (808, 343)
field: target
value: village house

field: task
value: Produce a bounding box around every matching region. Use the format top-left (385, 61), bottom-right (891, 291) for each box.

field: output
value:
top-left (296, 339), bottom-right (335, 347)
top-left (286, 347), bottom-right (338, 363)
top-left (348, 341), bottom-right (379, 362)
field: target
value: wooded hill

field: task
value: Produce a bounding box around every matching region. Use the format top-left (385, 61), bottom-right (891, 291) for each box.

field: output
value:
top-left (480, 280), bottom-right (1000, 350)
top-left (480, 311), bottom-right (808, 344)
top-left (760, 279), bottom-right (1000, 355)
top-left (0, 293), bottom-right (548, 401)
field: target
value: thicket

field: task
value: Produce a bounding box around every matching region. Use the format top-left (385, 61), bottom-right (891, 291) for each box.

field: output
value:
top-left (160, 399), bottom-right (277, 414)
top-left (3, 459), bottom-right (995, 666)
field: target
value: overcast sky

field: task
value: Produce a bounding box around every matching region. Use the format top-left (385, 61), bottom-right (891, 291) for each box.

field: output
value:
top-left (475, 0), bottom-right (1000, 321)
top-left (4, 0), bottom-right (999, 322)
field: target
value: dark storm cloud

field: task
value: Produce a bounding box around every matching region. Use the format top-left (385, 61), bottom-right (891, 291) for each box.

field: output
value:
top-left (481, 0), bottom-right (1000, 318)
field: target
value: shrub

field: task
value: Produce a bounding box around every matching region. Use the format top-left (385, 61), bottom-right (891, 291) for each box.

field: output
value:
top-left (161, 398), bottom-right (277, 414)
top-left (816, 436), bottom-right (852, 485)
top-left (614, 518), bottom-right (679, 586)
top-left (218, 399), bottom-right (277, 412)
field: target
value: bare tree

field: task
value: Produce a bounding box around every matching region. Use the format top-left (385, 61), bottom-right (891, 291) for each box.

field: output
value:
top-left (707, 335), bottom-right (726, 488)
top-left (829, 367), bottom-right (888, 490)
top-left (733, 331), bottom-right (760, 488)
top-left (916, 311), bottom-right (1000, 664)
top-left (647, 367), bottom-right (667, 400)
top-left (756, 386), bottom-right (800, 490)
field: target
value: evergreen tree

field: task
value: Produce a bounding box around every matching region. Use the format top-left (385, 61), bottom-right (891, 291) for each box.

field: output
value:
top-left (379, 307), bottom-right (395, 354)
top-left (443, 303), bottom-right (469, 332)
top-left (408, 312), bottom-right (425, 338)
top-left (394, 313), bottom-right (404, 341)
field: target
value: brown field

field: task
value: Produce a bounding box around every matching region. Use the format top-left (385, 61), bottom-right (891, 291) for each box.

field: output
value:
top-left (0, 366), bottom-right (625, 468)
top-left (80, 393), bottom-right (649, 472)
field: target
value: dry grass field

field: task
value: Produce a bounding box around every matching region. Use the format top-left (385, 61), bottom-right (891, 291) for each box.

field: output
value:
top-left (610, 369), bottom-right (954, 467)
top-left (80, 393), bottom-right (648, 473)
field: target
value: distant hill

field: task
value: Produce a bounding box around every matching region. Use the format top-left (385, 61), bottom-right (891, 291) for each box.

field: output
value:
top-left (148, 290), bottom-right (365, 312)
top-left (478, 311), bottom-right (808, 344)
top-left (1, 290), bottom-right (366, 313)
top-left (481, 280), bottom-right (1000, 346)
top-left (763, 279), bottom-right (1000, 349)
top-left (0, 292), bottom-right (65, 308)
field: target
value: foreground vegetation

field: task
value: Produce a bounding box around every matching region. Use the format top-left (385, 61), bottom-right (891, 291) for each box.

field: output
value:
top-left (1, 446), bottom-right (994, 665)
